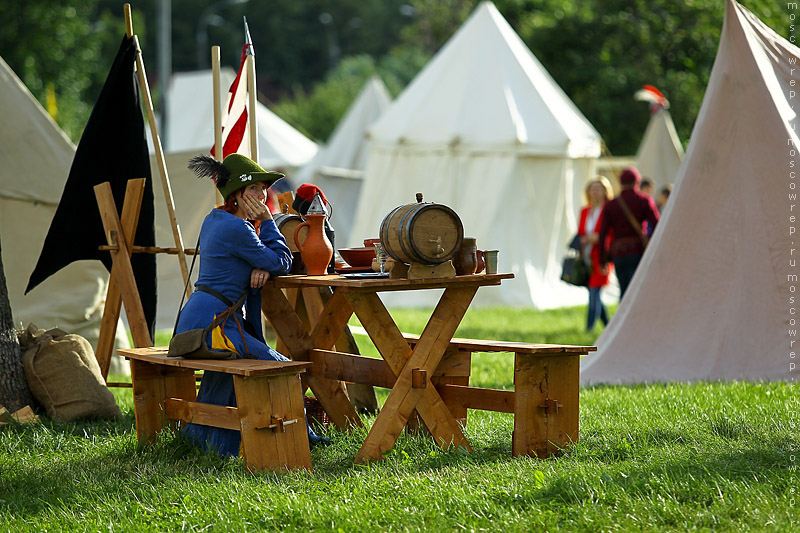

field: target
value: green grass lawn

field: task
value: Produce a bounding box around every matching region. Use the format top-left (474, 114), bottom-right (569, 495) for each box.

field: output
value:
top-left (2, 306), bottom-right (797, 531)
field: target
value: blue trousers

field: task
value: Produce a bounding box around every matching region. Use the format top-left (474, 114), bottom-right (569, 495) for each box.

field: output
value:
top-left (587, 287), bottom-right (609, 330)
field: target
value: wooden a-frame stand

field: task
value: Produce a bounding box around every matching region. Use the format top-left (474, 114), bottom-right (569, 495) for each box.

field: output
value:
top-left (93, 179), bottom-right (153, 380)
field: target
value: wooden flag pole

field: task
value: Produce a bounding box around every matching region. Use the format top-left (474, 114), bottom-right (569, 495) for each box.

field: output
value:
top-left (245, 19), bottom-right (259, 163)
top-left (246, 54), bottom-right (258, 162)
top-left (124, 4), bottom-right (134, 38)
top-left (123, 4), bottom-right (191, 300)
top-left (212, 45), bottom-right (224, 205)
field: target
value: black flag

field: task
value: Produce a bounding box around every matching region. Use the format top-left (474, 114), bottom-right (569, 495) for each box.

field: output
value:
top-left (26, 35), bottom-right (157, 340)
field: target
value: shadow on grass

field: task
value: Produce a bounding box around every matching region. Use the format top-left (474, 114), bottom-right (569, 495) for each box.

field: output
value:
top-left (0, 421), bottom-right (249, 518)
top-left (522, 446), bottom-right (791, 507)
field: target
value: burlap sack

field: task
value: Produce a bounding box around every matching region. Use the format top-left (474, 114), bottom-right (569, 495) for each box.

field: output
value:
top-left (19, 324), bottom-right (122, 421)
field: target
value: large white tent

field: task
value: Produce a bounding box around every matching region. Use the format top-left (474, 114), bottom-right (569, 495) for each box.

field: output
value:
top-left (635, 108), bottom-right (684, 192)
top-left (582, 0), bottom-right (797, 384)
top-left (349, 1), bottom-right (601, 308)
top-left (0, 55), bottom-right (129, 372)
top-left (294, 76), bottom-right (392, 246)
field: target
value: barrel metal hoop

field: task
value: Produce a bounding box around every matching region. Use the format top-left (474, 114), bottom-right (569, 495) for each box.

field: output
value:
top-left (380, 205), bottom-right (406, 263)
top-left (398, 203), bottom-right (425, 263)
top-left (273, 213), bottom-right (302, 229)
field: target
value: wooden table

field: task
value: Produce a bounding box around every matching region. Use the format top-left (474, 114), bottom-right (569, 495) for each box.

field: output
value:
top-left (260, 273), bottom-right (514, 463)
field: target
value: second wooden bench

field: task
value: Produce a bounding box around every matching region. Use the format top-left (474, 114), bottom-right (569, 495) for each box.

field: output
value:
top-left (405, 335), bottom-right (595, 457)
top-left (307, 336), bottom-right (594, 458)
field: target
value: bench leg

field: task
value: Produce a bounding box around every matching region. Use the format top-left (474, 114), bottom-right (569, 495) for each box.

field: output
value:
top-left (513, 354), bottom-right (579, 458)
top-left (130, 359), bottom-right (196, 444)
top-left (234, 373), bottom-right (312, 472)
top-left (430, 348), bottom-right (472, 427)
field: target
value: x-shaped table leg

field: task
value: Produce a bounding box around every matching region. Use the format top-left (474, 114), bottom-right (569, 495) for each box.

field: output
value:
top-left (261, 285), bottom-right (362, 429)
top-left (348, 286), bottom-right (478, 462)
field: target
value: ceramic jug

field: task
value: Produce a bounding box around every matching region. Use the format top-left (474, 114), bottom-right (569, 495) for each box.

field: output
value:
top-left (293, 193), bottom-right (333, 276)
top-left (453, 237), bottom-right (477, 275)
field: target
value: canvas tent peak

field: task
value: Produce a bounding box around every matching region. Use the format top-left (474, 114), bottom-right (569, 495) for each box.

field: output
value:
top-left (349, 0), bottom-right (601, 309)
top-left (581, 0), bottom-right (799, 384)
top-left (151, 68), bottom-right (318, 171)
top-left (367, 0), bottom-right (600, 159)
top-left (635, 108), bottom-right (684, 191)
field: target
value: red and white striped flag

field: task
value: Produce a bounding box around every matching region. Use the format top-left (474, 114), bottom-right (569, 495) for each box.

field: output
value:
top-left (211, 27), bottom-right (254, 159)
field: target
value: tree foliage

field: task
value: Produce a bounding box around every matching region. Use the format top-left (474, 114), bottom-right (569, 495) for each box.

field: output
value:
top-left (0, 0), bottom-right (115, 140)
top-left (519, 0), bottom-right (794, 154)
top-left (396, 0), bottom-right (795, 154)
top-left (1, 0), bottom-right (795, 153)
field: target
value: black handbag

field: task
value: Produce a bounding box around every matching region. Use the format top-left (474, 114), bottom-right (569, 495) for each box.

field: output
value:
top-left (561, 256), bottom-right (589, 286)
top-left (561, 234), bottom-right (591, 287)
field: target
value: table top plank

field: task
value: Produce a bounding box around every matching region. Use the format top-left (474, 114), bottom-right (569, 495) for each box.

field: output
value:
top-left (268, 273), bottom-right (514, 291)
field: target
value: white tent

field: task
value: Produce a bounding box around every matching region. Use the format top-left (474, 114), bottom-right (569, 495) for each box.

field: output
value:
top-left (162, 69), bottom-right (318, 170)
top-left (349, 1), bottom-right (601, 308)
top-left (581, 0), bottom-right (797, 384)
top-left (635, 108), bottom-right (684, 191)
top-left (0, 56), bottom-right (129, 373)
top-left (294, 76), bottom-right (392, 246)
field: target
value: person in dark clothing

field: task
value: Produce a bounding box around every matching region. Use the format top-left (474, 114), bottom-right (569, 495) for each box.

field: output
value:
top-left (597, 167), bottom-right (660, 300)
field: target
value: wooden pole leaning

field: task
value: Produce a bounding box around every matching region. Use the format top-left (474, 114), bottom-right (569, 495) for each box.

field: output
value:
top-left (123, 4), bottom-right (191, 300)
top-left (124, 4), bottom-right (133, 38)
top-left (246, 51), bottom-right (258, 162)
top-left (212, 45), bottom-right (224, 205)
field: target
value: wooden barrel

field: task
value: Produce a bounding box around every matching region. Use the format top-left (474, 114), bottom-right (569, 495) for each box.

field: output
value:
top-left (273, 213), bottom-right (304, 252)
top-left (379, 196), bottom-right (464, 265)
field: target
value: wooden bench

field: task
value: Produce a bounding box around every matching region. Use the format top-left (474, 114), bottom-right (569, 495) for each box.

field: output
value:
top-left (118, 347), bottom-right (314, 472)
top-left (403, 335), bottom-right (595, 457)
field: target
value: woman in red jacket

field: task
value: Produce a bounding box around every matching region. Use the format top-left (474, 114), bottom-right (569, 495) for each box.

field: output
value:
top-left (578, 176), bottom-right (614, 331)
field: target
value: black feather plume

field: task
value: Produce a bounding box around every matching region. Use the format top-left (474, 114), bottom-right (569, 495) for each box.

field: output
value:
top-left (188, 154), bottom-right (230, 187)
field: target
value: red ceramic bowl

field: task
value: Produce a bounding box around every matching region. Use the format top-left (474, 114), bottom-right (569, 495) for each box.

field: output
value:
top-left (363, 238), bottom-right (381, 248)
top-left (338, 247), bottom-right (376, 268)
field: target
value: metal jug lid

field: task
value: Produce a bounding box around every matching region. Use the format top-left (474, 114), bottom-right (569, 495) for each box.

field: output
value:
top-left (307, 192), bottom-right (328, 216)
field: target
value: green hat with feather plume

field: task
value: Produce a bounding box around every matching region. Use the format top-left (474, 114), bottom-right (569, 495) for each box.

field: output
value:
top-left (188, 153), bottom-right (284, 200)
